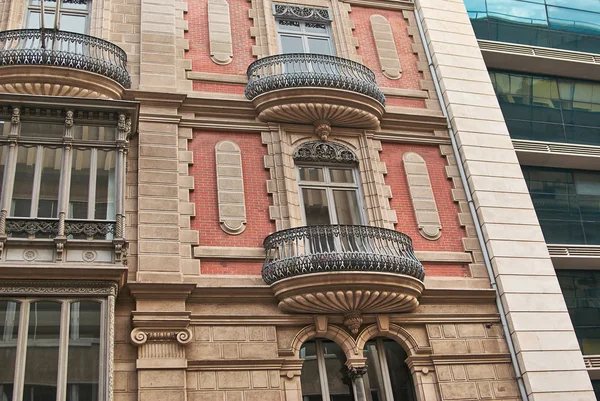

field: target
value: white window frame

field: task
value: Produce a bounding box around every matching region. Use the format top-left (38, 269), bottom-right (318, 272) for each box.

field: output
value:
top-left (277, 18), bottom-right (336, 55)
top-left (296, 164), bottom-right (367, 226)
top-left (300, 339), bottom-right (352, 401)
top-left (26, 0), bottom-right (91, 33)
top-left (0, 297), bottom-right (108, 401)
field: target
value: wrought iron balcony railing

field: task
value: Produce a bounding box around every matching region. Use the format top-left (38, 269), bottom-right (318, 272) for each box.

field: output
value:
top-left (262, 225), bottom-right (424, 285)
top-left (6, 217), bottom-right (116, 240)
top-left (245, 53), bottom-right (385, 106)
top-left (0, 29), bottom-right (131, 88)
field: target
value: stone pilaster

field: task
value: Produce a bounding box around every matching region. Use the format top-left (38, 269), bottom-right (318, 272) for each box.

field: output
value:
top-left (414, 0), bottom-right (595, 398)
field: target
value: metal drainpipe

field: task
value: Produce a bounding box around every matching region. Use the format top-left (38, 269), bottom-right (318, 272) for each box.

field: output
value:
top-left (412, 5), bottom-right (529, 401)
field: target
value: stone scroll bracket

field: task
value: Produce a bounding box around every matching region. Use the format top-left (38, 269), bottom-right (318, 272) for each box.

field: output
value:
top-left (403, 152), bottom-right (442, 240)
top-left (370, 15), bottom-right (402, 80)
top-left (215, 140), bottom-right (247, 235)
top-left (208, 0), bottom-right (233, 65)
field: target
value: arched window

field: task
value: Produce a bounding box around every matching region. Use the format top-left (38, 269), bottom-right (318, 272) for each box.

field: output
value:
top-left (300, 340), bottom-right (353, 401)
top-left (363, 339), bottom-right (416, 401)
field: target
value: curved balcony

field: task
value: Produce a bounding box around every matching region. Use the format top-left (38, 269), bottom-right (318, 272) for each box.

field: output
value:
top-left (0, 29), bottom-right (130, 99)
top-left (262, 225), bottom-right (424, 332)
top-left (245, 54), bottom-right (385, 133)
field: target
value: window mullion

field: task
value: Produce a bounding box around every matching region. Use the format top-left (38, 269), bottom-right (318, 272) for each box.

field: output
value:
top-left (11, 300), bottom-right (30, 401)
top-left (377, 338), bottom-right (395, 401)
top-left (29, 145), bottom-right (44, 217)
top-left (315, 340), bottom-right (330, 401)
top-left (56, 145), bottom-right (72, 236)
top-left (87, 148), bottom-right (98, 219)
top-left (0, 141), bottom-right (18, 232)
top-left (56, 301), bottom-right (71, 401)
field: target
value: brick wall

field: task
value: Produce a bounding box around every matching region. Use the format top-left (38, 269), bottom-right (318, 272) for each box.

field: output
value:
top-left (380, 142), bottom-right (467, 253)
top-left (185, 0), bottom-right (254, 76)
top-left (190, 131), bottom-right (274, 248)
top-left (349, 6), bottom-right (423, 92)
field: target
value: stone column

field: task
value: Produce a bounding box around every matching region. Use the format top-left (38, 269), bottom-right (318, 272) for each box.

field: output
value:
top-left (0, 107), bottom-right (20, 245)
top-left (344, 360), bottom-right (368, 401)
top-left (413, 0), bottom-right (595, 398)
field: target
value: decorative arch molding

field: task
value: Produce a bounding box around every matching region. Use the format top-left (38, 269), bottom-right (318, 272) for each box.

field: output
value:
top-left (355, 323), bottom-right (423, 357)
top-left (286, 324), bottom-right (360, 359)
top-left (293, 140), bottom-right (359, 164)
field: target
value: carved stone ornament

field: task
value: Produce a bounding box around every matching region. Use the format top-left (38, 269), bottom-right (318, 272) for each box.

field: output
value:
top-left (65, 110), bottom-right (74, 127)
top-left (130, 328), bottom-right (193, 346)
top-left (313, 120), bottom-right (331, 141)
top-left (11, 107), bottom-right (20, 124)
top-left (343, 311), bottom-right (363, 334)
top-left (293, 140), bottom-right (358, 164)
top-left (0, 280), bottom-right (118, 296)
top-left (346, 366), bottom-right (368, 379)
top-left (273, 4), bottom-right (331, 21)
top-left (215, 140), bottom-right (247, 235)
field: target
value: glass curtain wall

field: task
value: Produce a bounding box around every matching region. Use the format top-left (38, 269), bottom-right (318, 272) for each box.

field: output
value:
top-left (490, 71), bottom-right (600, 145)
top-left (522, 166), bottom-right (600, 244)
top-left (465, 0), bottom-right (600, 53)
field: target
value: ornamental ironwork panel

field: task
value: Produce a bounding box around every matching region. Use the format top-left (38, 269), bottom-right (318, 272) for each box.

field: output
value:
top-left (273, 4), bottom-right (331, 21)
top-left (293, 140), bottom-right (358, 164)
top-left (6, 218), bottom-right (59, 238)
top-left (261, 225), bottom-right (425, 285)
top-left (65, 219), bottom-right (116, 239)
top-left (0, 29), bottom-right (131, 88)
top-left (245, 53), bottom-right (386, 106)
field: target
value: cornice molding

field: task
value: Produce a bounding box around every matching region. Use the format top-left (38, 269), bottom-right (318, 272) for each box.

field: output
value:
top-left (0, 280), bottom-right (118, 296)
top-left (430, 353), bottom-right (512, 365)
top-left (344, 0), bottom-right (414, 11)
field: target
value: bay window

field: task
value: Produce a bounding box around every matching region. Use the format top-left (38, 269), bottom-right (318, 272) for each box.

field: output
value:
top-left (0, 298), bottom-right (105, 401)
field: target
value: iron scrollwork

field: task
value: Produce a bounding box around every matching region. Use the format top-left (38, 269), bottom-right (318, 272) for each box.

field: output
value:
top-left (65, 220), bottom-right (116, 238)
top-left (244, 53), bottom-right (386, 106)
top-left (6, 218), bottom-right (59, 237)
top-left (0, 29), bottom-right (131, 88)
top-left (293, 140), bottom-right (358, 164)
top-left (261, 225), bottom-right (425, 285)
top-left (273, 4), bottom-right (331, 21)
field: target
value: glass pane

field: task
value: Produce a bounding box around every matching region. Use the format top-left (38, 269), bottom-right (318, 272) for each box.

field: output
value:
top-left (20, 122), bottom-right (64, 139)
top-left (486, 0), bottom-right (548, 26)
top-left (300, 341), bottom-right (322, 401)
top-left (95, 150), bottom-right (116, 220)
top-left (322, 341), bottom-right (352, 401)
top-left (67, 302), bottom-right (100, 401)
top-left (69, 149), bottom-right (91, 219)
top-left (330, 169), bottom-right (354, 184)
top-left (38, 148), bottom-right (62, 218)
top-left (60, 13), bottom-right (87, 34)
top-left (72, 125), bottom-right (117, 142)
top-left (61, 0), bottom-right (89, 10)
top-left (11, 146), bottom-right (37, 217)
top-left (0, 121), bottom-right (9, 136)
top-left (0, 301), bottom-right (20, 401)
top-left (278, 19), bottom-right (301, 32)
top-left (26, 12), bottom-right (57, 30)
top-left (333, 190), bottom-right (361, 225)
top-left (307, 37), bottom-right (332, 55)
top-left (383, 340), bottom-right (416, 401)
top-left (363, 341), bottom-right (385, 401)
top-left (24, 301), bottom-right (62, 401)
top-left (547, 6), bottom-right (600, 36)
top-left (280, 35), bottom-right (304, 53)
top-left (299, 167), bottom-right (324, 182)
top-left (302, 188), bottom-right (331, 225)
top-left (0, 145), bottom-right (7, 197)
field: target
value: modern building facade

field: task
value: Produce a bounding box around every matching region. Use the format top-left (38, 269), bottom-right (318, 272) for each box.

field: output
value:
top-left (0, 1), bottom-right (596, 401)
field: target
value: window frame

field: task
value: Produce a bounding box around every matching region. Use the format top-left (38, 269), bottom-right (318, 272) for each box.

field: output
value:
top-left (26, 0), bottom-right (91, 34)
top-left (276, 18), bottom-right (336, 56)
top-left (296, 164), bottom-right (367, 226)
top-left (0, 297), bottom-right (108, 401)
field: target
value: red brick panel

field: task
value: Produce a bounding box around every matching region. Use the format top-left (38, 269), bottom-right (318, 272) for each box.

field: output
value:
top-left (350, 7), bottom-right (423, 91)
top-left (380, 142), bottom-right (467, 253)
top-left (200, 260), bottom-right (263, 275)
top-left (423, 263), bottom-right (470, 277)
top-left (185, 0), bottom-right (255, 76)
top-left (190, 131), bottom-right (274, 248)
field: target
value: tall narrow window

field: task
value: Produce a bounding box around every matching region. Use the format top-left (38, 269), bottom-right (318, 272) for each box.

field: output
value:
top-left (277, 19), bottom-right (335, 55)
top-left (0, 299), bottom-right (104, 401)
top-left (297, 165), bottom-right (364, 226)
top-left (363, 339), bottom-right (416, 401)
top-left (26, 0), bottom-right (91, 34)
top-left (300, 340), bottom-right (353, 401)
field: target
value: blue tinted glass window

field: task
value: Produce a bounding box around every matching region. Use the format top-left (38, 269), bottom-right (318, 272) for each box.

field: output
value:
top-left (491, 71), bottom-right (600, 146)
top-left (523, 166), bottom-right (600, 245)
top-left (486, 0), bottom-right (548, 25)
top-left (466, 0), bottom-right (600, 52)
